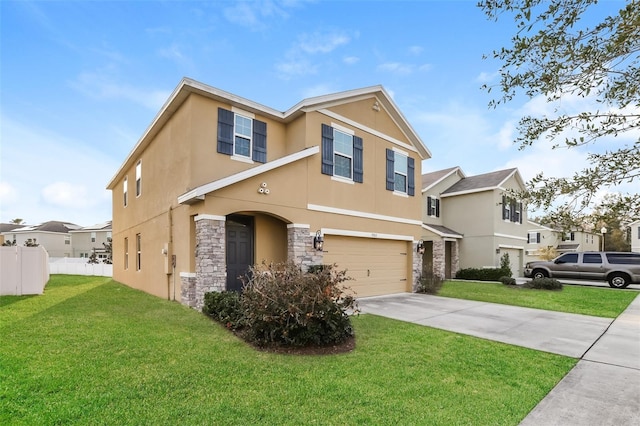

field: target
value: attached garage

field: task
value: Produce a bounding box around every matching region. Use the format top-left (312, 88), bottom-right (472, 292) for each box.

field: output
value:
top-left (500, 247), bottom-right (523, 278)
top-left (322, 235), bottom-right (410, 297)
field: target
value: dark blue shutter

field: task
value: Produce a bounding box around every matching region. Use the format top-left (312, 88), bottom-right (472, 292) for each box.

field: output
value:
top-left (321, 124), bottom-right (334, 175)
top-left (217, 108), bottom-right (234, 155)
top-left (537, 232), bottom-right (541, 243)
top-left (518, 202), bottom-right (523, 224)
top-left (353, 136), bottom-right (363, 183)
top-left (502, 196), bottom-right (507, 220)
top-left (427, 197), bottom-right (432, 214)
top-left (435, 198), bottom-right (440, 217)
top-left (386, 149), bottom-right (395, 191)
top-left (252, 119), bottom-right (267, 163)
top-left (407, 157), bottom-right (415, 196)
top-left (510, 199), bottom-right (516, 222)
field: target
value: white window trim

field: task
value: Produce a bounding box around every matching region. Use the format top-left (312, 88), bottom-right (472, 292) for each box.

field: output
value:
top-left (333, 128), bottom-right (354, 180)
top-left (429, 195), bottom-right (438, 217)
top-left (123, 176), bottom-right (128, 207)
top-left (331, 176), bottom-right (355, 185)
top-left (135, 161), bottom-right (142, 198)
top-left (233, 113), bottom-right (253, 159)
top-left (393, 150), bottom-right (408, 194)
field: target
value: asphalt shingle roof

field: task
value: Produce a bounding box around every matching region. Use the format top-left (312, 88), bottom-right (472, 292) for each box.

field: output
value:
top-left (442, 168), bottom-right (517, 195)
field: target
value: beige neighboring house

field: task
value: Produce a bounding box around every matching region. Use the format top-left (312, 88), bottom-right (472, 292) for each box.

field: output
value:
top-left (631, 220), bottom-right (640, 253)
top-left (69, 221), bottom-right (112, 259)
top-left (0, 223), bottom-right (24, 245)
top-left (1, 221), bottom-right (81, 257)
top-left (107, 78), bottom-right (431, 309)
top-left (421, 167), bottom-right (527, 277)
top-left (525, 221), bottom-right (602, 263)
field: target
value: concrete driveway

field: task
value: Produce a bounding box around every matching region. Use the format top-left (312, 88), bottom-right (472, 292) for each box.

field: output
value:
top-left (358, 292), bottom-right (640, 425)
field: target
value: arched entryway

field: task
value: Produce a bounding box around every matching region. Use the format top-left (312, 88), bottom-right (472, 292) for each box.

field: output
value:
top-left (226, 214), bottom-right (254, 292)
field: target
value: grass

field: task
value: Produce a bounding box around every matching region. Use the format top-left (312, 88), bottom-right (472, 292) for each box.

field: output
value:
top-left (0, 275), bottom-right (577, 425)
top-left (439, 280), bottom-right (638, 318)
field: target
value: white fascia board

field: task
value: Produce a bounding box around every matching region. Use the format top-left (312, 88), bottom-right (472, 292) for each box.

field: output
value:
top-left (307, 204), bottom-right (422, 226)
top-left (321, 228), bottom-right (414, 241)
top-left (440, 187), bottom-right (494, 198)
top-left (498, 244), bottom-right (525, 250)
top-left (494, 232), bottom-right (528, 241)
top-left (421, 167), bottom-right (464, 193)
top-left (319, 108), bottom-right (421, 156)
top-left (178, 146), bottom-right (319, 204)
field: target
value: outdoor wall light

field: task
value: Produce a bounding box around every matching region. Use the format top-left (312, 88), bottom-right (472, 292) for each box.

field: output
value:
top-left (313, 230), bottom-right (324, 251)
top-left (416, 239), bottom-right (425, 254)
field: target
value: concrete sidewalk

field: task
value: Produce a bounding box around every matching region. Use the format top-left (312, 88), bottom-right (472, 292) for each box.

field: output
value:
top-left (358, 292), bottom-right (640, 425)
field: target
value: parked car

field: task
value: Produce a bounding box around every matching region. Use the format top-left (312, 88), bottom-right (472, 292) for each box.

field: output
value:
top-left (524, 252), bottom-right (640, 289)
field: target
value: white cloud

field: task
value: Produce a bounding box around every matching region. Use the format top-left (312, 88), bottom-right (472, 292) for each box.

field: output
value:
top-left (223, 0), bottom-right (290, 30)
top-left (476, 71), bottom-right (499, 83)
top-left (70, 71), bottom-right (170, 110)
top-left (276, 29), bottom-right (353, 78)
top-left (296, 31), bottom-right (350, 54)
top-left (377, 62), bottom-right (432, 75)
top-left (0, 114), bottom-right (116, 225)
top-left (343, 56), bottom-right (359, 65)
top-left (408, 46), bottom-right (423, 55)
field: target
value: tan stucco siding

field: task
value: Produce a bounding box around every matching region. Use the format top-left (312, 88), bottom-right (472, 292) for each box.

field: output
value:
top-left (442, 191), bottom-right (495, 236)
top-left (329, 97), bottom-right (408, 142)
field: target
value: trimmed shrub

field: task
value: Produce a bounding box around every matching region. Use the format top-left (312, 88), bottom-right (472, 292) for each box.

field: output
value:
top-left (416, 273), bottom-right (444, 294)
top-left (202, 291), bottom-right (245, 330)
top-left (240, 262), bottom-right (357, 348)
top-left (456, 267), bottom-right (510, 281)
top-left (499, 253), bottom-right (512, 278)
top-left (500, 276), bottom-right (517, 286)
top-left (524, 277), bottom-right (563, 290)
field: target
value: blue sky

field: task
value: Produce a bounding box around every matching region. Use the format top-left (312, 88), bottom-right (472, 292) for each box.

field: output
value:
top-left (1, 0), bottom-right (633, 226)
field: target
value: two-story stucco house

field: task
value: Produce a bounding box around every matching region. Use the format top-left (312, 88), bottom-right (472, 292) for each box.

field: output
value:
top-left (421, 167), bottom-right (527, 277)
top-left (107, 78), bottom-right (431, 309)
top-left (1, 221), bottom-right (81, 257)
top-left (630, 220), bottom-right (640, 253)
top-left (525, 221), bottom-right (602, 263)
top-left (69, 221), bottom-right (112, 259)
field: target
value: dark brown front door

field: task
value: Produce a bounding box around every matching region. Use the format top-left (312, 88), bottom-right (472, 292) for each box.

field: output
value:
top-left (226, 215), bottom-right (254, 292)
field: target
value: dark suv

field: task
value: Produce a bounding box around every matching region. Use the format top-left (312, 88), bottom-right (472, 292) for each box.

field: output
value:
top-left (524, 252), bottom-right (640, 289)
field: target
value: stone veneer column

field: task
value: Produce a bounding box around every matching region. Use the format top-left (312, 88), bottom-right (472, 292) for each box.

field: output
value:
top-left (287, 224), bottom-right (323, 270)
top-left (432, 240), bottom-right (446, 280)
top-left (180, 273), bottom-right (196, 308)
top-left (412, 241), bottom-right (424, 292)
top-left (451, 240), bottom-right (460, 277)
top-left (193, 215), bottom-right (226, 310)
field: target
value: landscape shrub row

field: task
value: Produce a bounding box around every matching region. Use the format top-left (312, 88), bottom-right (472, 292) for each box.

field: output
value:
top-left (203, 262), bottom-right (358, 348)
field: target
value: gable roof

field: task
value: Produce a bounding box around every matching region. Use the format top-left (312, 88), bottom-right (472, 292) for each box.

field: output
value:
top-left (441, 168), bottom-right (522, 197)
top-left (8, 221), bottom-right (81, 234)
top-left (107, 77), bottom-right (430, 189)
top-left (422, 224), bottom-right (463, 239)
top-left (421, 166), bottom-right (464, 192)
top-left (69, 221), bottom-right (112, 233)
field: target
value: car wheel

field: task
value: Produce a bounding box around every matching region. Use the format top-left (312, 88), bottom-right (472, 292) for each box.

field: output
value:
top-left (532, 269), bottom-right (548, 280)
top-left (608, 273), bottom-right (630, 289)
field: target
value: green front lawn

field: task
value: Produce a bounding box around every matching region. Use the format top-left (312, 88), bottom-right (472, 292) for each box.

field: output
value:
top-left (1, 275), bottom-right (576, 425)
top-left (439, 280), bottom-right (638, 318)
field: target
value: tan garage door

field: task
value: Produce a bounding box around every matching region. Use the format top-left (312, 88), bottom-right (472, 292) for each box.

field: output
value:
top-left (502, 248), bottom-right (523, 277)
top-left (323, 236), bottom-right (409, 297)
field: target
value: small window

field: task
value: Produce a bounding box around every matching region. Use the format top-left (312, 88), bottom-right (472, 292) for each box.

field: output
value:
top-left (135, 161), bottom-right (142, 197)
top-left (124, 237), bottom-right (129, 270)
top-left (234, 114), bottom-right (252, 157)
top-left (64, 236), bottom-right (70, 245)
top-left (394, 152), bottom-right (408, 192)
top-left (123, 177), bottom-right (128, 207)
top-left (333, 129), bottom-right (354, 179)
top-left (136, 234), bottom-right (141, 271)
top-left (562, 232), bottom-right (575, 241)
top-left (528, 232), bottom-right (540, 244)
top-left (91, 232), bottom-right (96, 243)
top-left (583, 253), bottom-right (602, 264)
top-left (427, 196), bottom-right (440, 217)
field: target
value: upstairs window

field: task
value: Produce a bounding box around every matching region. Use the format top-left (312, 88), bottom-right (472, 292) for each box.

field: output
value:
top-left (386, 148), bottom-right (415, 196)
top-left (135, 160), bottom-right (142, 197)
top-left (123, 177), bottom-right (128, 207)
top-left (91, 232), bottom-right (96, 243)
top-left (427, 196), bottom-right (440, 217)
top-left (217, 108), bottom-right (267, 163)
top-left (528, 232), bottom-right (541, 244)
top-left (64, 236), bottom-right (70, 245)
top-left (562, 232), bottom-right (575, 241)
top-left (321, 124), bottom-right (363, 182)
top-left (136, 234), bottom-right (141, 271)
top-left (501, 196), bottom-right (523, 224)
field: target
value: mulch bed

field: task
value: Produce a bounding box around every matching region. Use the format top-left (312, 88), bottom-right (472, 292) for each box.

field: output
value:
top-left (230, 327), bottom-right (356, 355)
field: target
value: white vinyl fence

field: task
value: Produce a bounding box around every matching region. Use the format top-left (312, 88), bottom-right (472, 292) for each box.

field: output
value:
top-left (0, 246), bottom-right (50, 296)
top-left (49, 257), bottom-right (113, 277)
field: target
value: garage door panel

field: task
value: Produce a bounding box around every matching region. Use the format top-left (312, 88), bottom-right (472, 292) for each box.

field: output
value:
top-left (323, 236), bottom-right (409, 297)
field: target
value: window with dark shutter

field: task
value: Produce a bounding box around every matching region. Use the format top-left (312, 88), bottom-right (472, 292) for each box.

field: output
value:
top-left (252, 119), bottom-right (267, 163)
top-left (407, 157), bottom-right (415, 196)
top-left (435, 198), bottom-right (440, 217)
top-left (217, 108), bottom-right (234, 155)
top-left (386, 149), bottom-right (395, 191)
top-left (353, 136), bottom-right (363, 183)
top-left (321, 124), bottom-right (334, 175)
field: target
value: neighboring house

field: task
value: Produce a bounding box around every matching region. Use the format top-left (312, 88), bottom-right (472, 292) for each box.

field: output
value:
top-left (0, 223), bottom-right (25, 245)
top-left (628, 220), bottom-right (640, 252)
top-left (525, 221), bottom-right (602, 263)
top-left (107, 78), bottom-right (431, 309)
top-left (421, 167), bottom-right (527, 277)
top-left (1, 221), bottom-right (81, 257)
top-left (69, 221), bottom-right (112, 259)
